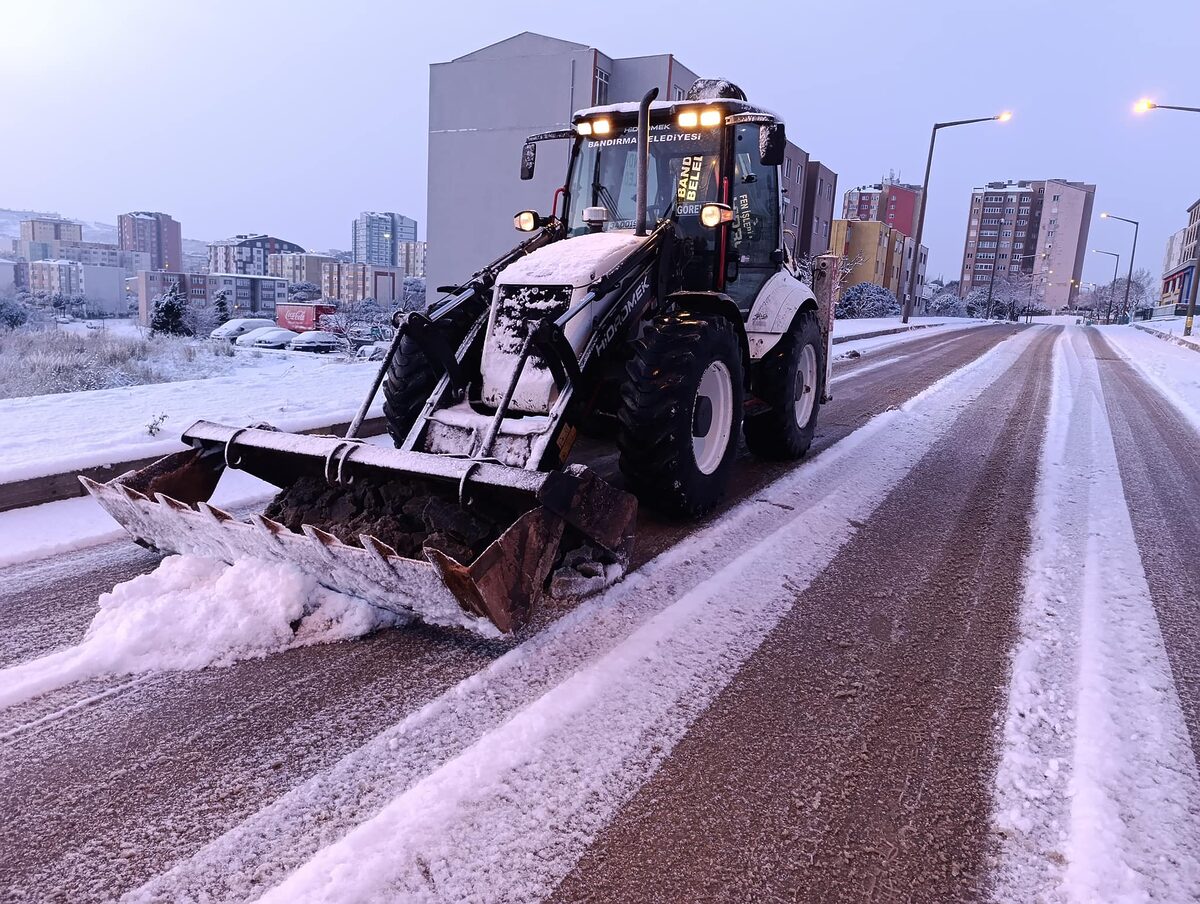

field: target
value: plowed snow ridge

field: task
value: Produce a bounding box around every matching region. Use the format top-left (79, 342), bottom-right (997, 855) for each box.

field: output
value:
top-left (131, 328), bottom-right (1041, 903)
top-left (989, 329), bottom-right (1200, 903)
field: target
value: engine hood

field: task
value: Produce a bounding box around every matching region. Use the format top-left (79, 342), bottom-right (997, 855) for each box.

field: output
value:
top-left (496, 231), bottom-right (647, 289)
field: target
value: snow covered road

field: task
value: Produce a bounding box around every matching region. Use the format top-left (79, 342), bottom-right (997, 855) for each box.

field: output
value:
top-left (2, 323), bottom-right (1199, 902)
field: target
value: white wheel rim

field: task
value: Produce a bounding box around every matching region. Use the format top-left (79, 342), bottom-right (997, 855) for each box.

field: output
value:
top-left (794, 344), bottom-right (817, 427)
top-left (692, 360), bottom-right (734, 475)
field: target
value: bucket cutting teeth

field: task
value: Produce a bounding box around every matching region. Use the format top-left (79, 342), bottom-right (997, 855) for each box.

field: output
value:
top-left (80, 421), bottom-right (638, 635)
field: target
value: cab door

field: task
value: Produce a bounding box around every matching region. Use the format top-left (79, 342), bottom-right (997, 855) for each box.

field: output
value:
top-left (725, 124), bottom-right (782, 314)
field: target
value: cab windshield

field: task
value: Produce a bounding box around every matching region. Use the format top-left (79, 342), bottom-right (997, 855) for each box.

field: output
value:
top-left (566, 122), bottom-right (723, 237)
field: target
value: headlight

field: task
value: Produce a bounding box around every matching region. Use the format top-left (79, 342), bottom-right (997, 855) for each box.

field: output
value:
top-left (699, 108), bottom-right (721, 127)
top-left (677, 110), bottom-right (699, 128)
top-left (699, 203), bottom-right (735, 228)
top-left (591, 118), bottom-right (611, 135)
top-left (576, 121), bottom-right (592, 135)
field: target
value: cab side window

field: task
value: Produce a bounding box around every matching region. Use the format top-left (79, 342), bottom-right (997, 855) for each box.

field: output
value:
top-left (727, 124), bottom-right (781, 312)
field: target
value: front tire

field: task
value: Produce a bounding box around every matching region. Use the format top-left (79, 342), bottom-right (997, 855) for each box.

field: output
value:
top-left (382, 301), bottom-right (482, 447)
top-left (617, 314), bottom-right (744, 518)
top-left (744, 310), bottom-right (823, 460)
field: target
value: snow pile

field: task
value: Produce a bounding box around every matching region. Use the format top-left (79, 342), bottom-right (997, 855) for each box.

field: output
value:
top-left (497, 232), bottom-right (645, 286)
top-left (1099, 324), bottom-right (1200, 434)
top-left (0, 555), bottom-right (401, 710)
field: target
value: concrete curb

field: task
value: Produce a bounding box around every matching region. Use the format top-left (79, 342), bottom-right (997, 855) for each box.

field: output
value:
top-left (831, 322), bottom-right (941, 346)
top-left (0, 416), bottom-right (389, 515)
top-left (1132, 323), bottom-right (1200, 354)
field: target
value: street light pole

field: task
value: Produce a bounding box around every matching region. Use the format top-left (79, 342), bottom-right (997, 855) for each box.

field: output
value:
top-left (1093, 249), bottom-right (1121, 324)
top-left (1101, 212), bottom-right (1140, 320)
top-left (901, 111), bottom-right (1012, 323)
top-left (1133, 99), bottom-right (1200, 334)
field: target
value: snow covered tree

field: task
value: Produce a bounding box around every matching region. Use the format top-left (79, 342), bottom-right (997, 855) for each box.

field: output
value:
top-left (150, 284), bottom-right (191, 336)
top-left (401, 276), bottom-right (426, 312)
top-left (0, 298), bottom-right (29, 331)
top-left (835, 282), bottom-right (900, 319)
top-left (212, 289), bottom-right (231, 325)
top-left (288, 281), bottom-right (322, 302)
top-left (927, 291), bottom-right (968, 317)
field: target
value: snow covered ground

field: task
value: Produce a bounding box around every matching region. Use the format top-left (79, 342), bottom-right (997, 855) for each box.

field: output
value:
top-left (0, 353), bottom-right (382, 483)
top-left (831, 314), bottom-right (973, 339)
top-left (1098, 325), bottom-right (1200, 432)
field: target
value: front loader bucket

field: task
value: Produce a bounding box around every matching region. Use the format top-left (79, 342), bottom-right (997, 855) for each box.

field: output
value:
top-left (81, 421), bottom-right (636, 635)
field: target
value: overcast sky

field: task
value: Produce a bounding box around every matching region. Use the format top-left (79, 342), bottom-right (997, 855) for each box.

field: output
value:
top-left (1, 0), bottom-right (1195, 285)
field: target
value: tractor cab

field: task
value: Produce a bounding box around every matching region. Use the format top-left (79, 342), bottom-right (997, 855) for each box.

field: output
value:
top-left (520, 86), bottom-right (788, 316)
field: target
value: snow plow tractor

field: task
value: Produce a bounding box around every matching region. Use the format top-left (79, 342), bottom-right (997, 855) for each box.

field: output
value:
top-left (83, 79), bottom-right (835, 636)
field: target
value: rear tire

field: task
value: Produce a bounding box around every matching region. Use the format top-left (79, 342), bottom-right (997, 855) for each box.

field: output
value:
top-left (382, 301), bottom-right (482, 447)
top-left (617, 314), bottom-right (744, 518)
top-left (744, 310), bottom-right (823, 460)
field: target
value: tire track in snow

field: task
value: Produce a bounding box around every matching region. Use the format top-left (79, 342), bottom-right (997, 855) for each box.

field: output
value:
top-left (988, 328), bottom-right (1200, 903)
top-left (130, 328), bottom-right (1041, 903)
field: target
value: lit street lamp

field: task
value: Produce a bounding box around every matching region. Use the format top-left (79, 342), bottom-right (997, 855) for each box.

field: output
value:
top-left (1100, 212), bottom-right (1140, 321)
top-left (1093, 249), bottom-right (1121, 323)
top-left (1134, 99), bottom-right (1198, 334)
top-left (902, 110), bottom-right (1013, 323)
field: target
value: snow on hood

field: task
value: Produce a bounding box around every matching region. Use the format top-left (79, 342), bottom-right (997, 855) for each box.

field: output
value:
top-left (497, 232), bottom-right (646, 288)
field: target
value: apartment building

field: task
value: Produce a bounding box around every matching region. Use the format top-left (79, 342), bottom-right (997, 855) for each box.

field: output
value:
top-left (321, 262), bottom-right (404, 306)
top-left (352, 212), bottom-right (419, 268)
top-left (118, 211), bottom-right (183, 271)
top-left (268, 252), bottom-right (335, 286)
top-left (958, 179), bottom-right (1095, 310)
top-left (1162, 206), bottom-right (1199, 309)
top-left (801, 161), bottom-right (838, 256)
top-left (780, 141), bottom-right (810, 256)
top-left (134, 271), bottom-right (208, 324)
top-left (29, 260), bottom-right (126, 314)
top-left (397, 240), bottom-right (427, 278)
top-left (20, 217), bottom-right (82, 244)
top-left (829, 219), bottom-right (926, 301)
top-left (208, 234), bottom-right (305, 276)
top-left (841, 177), bottom-right (922, 237)
top-left (134, 271), bottom-right (287, 325)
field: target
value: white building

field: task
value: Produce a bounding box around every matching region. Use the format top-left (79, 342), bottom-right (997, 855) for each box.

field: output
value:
top-left (352, 212), bottom-right (418, 268)
top-left (28, 260), bottom-right (127, 315)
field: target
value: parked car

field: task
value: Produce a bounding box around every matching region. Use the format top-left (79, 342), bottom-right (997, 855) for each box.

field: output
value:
top-left (355, 341), bottom-right (390, 362)
top-left (211, 318), bottom-right (275, 341)
top-left (347, 323), bottom-right (395, 346)
top-left (235, 326), bottom-right (285, 347)
top-left (248, 328), bottom-right (299, 349)
top-left (288, 330), bottom-right (344, 353)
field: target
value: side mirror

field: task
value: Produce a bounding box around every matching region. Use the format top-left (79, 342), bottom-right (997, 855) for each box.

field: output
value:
top-left (520, 141), bottom-right (536, 181)
top-left (759, 123), bottom-right (786, 167)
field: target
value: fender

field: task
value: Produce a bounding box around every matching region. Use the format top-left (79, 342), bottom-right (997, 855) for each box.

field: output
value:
top-left (745, 271), bottom-right (818, 359)
top-left (666, 290), bottom-right (752, 387)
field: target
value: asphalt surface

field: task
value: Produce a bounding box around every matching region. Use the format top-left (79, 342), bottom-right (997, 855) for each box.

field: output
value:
top-left (1088, 329), bottom-right (1200, 762)
top-left (550, 326), bottom-right (1057, 903)
top-left (0, 323), bottom-right (1029, 901)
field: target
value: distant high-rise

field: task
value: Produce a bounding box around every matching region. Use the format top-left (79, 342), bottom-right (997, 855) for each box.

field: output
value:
top-left (352, 212), bottom-right (418, 268)
top-left (118, 211), bottom-right (183, 271)
top-left (958, 179), bottom-right (1096, 310)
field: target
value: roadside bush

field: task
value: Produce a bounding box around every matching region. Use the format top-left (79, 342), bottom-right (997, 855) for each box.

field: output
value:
top-left (835, 282), bottom-right (900, 319)
top-left (0, 330), bottom-right (241, 400)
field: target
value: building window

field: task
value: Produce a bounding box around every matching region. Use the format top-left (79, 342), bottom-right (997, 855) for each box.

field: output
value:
top-left (1052, 193), bottom-right (1061, 201)
top-left (672, 85), bottom-right (684, 101)
top-left (593, 68), bottom-right (610, 105)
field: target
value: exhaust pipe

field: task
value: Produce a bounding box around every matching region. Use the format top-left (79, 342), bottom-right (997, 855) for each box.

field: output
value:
top-left (634, 87), bottom-right (658, 237)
